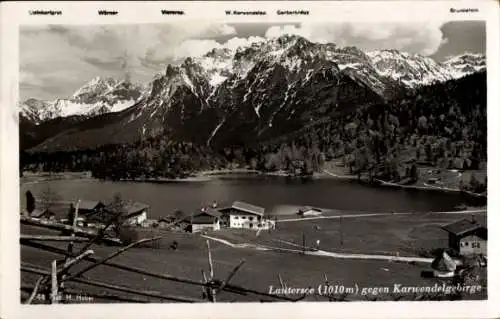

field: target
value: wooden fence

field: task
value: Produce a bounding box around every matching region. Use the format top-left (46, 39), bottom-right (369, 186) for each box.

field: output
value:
top-left (20, 200), bottom-right (320, 304)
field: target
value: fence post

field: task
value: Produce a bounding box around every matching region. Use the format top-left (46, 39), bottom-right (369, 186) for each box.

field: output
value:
top-left (206, 240), bottom-right (216, 302)
top-left (51, 260), bottom-right (59, 304)
top-left (67, 200), bottom-right (80, 255)
top-left (302, 233), bottom-right (306, 255)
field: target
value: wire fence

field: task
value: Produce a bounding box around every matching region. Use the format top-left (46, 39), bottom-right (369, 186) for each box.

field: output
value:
top-left (21, 201), bottom-right (484, 303)
top-left (20, 202), bottom-right (312, 304)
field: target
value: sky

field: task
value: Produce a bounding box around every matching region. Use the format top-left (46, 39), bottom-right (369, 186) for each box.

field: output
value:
top-left (19, 21), bottom-right (485, 101)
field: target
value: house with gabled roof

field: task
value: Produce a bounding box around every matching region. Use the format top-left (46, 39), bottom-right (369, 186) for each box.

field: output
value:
top-left (75, 200), bottom-right (106, 216)
top-left (218, 201), bottom-right (274, 230)
top-left (441, 218), bottom-right (487, 256)
top-left (30, 208), bottom-right (55, 220)
top-left (122, 202), bottom-right (149, 226)
top-left (186, 207), bottom-right (221, 233)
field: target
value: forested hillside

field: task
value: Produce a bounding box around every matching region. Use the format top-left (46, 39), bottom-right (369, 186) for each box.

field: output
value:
top-left (21, 71), bottom-right (487, 194)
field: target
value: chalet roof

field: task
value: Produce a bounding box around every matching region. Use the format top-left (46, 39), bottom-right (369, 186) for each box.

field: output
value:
top-left (123, 202), bottom-right (149, 216)
top-left (441, 219), bottom-right (486, 237)
top-left (231, 201), bottom-right (265, 216)
top-left (192, 214), bottom-right (218, 224)
top-left (431, 251), bottom-right (457, 272)
top-left (201, 207), bottom-right (222, 217)
top-left (76, 200), bottom-right (105, 211)
top-left (299, 206), bottom-right (322, 212)
top-left (158, 216), bottom-right (175, 223)
top-left (30, 208), bottom-right (52, 218)
top-left (183, 207), bottom-right (222, 224)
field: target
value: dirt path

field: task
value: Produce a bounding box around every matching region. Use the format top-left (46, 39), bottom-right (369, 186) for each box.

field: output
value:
top-left (279, 212), bottom-right (412, 222)
top-left (322, 168), bottom-right (486, 198)
top-left (278, 209), bottom-right (485, 223)
top-left (201, 235), bottom-right (433, 264)
top-left (431, 209), bottom-right (486, 214)
top-left (201, 206), bottom-right (485, 264)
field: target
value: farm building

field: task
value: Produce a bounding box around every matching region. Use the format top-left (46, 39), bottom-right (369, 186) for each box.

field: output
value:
top-left (122, 202), bottom-right (149, 226)
top-left (441, 218), bottom-right (487, 256)
top-left (157, 216), bottom-right (176, 228)
top-left (29, 208), bottom-right (55, 220)
top-left (72, 200), bottom-right (110, 224)
top-left (297, 206), bottom-right (323, 217)
top-left (186, 208), bottom-right (221, 233)
top-left (219, 201), bottom-right (275, 230)
top-left (76, 200), bottom-right (106, 216)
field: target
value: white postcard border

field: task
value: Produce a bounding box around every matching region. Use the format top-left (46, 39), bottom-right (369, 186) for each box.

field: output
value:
top-left (1, 1), bottom-right (499, 319)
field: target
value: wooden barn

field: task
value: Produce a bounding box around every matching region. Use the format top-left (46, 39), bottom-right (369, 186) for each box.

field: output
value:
top-left (29, 208), bottom-right (55, 220)
top-left (441, 218), bottom-right (487, 256)
top-left (76, 200), bottom-right (106, 216)
top-left (157, 216), bottom-right (176, 228)
top-left (186, 208), bottom-right (221, 233)
top-left (122, 202), bottom-right (149, 226)
top-left (73, 200), bottom-right (108, 224)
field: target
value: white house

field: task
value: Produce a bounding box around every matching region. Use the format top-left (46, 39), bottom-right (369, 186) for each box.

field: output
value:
top-left (220, 201), bottom-right (275, 230)
top-left (441, 218), bottom-right (487, 256)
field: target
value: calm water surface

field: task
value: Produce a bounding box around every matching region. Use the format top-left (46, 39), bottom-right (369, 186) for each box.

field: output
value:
top-left (20, 176), bottom-right (485, 218)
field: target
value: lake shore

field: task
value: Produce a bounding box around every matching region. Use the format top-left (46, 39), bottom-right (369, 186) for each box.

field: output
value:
top-left (319, 167), bottom-right (487, 199)
top-left (20, 166), bottom-right (487, 200)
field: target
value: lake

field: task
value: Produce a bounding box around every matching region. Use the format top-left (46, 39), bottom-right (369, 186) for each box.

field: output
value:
top-left (20, 175), bottom-right (486, 218)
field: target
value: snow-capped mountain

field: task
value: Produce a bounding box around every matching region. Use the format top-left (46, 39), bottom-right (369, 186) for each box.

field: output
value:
top-left (25, 35), bottom-right (486, 152)
top-left (196, 35), bottom-right (392, 97)
top-left (367, 50), bottom-right (455, 87)
top-left (367, 50), bottom-right (486, 87)
top-left (20, 77), bottom-right (144, 124)
top-left (443, 53), bottom-right (486, 79)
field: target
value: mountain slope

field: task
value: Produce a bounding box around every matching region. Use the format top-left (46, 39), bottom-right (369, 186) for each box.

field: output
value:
top-left (23, 36), bottom-right (486, 153)
top-left (443, 53), bottom-right (486, 78)
top-left (19, 77), bottom-right (144, 124)
top-left (367, 50), bottom-right (455, 87)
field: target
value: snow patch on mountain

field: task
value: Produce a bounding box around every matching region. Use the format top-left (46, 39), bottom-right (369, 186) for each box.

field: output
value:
top-left (366, 50), bottom-right (455, 87)
top-left (20, 77), bottom-right (144, 124)
top-left (22, 35), bottom-right (486, 137)
top-left (443, 53), bottom-right (486, 79)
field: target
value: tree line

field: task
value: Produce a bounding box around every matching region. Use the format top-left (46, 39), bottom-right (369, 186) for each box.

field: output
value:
top-left (21, 72), bottom-right (487, 191)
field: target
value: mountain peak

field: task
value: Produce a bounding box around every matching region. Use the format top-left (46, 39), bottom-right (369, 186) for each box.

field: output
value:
top-left (21, 76), bottom-right (144, 124)
top-left (204, 47), bottom-right (232, 59)
top-left (72, 76), bottom-right (119, 100)
top-left (443, 52), bottom-right (486, 78)
top-left (165, 64), bottom-right (181, 77)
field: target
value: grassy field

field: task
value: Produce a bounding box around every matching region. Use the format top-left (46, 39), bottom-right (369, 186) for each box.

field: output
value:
top-left (21, 210), bottom-right (487, 303)
top-left (209, 212), bottom-right (486, 257)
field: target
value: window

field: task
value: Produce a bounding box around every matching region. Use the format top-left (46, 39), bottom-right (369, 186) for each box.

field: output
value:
top-left (234, 216), bottom-right (239, 219)
top-left (242, 216), bottom-right (246, 219)
top-left (464, 242), bottom-right (469, 246)
top-left (249, 217), bottom-right (254, 221)
top-left (249, 223), bottom-right (253, 228)
top-left (472, 242), bottom-right (481, 248)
